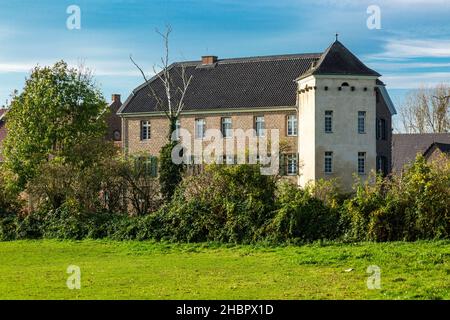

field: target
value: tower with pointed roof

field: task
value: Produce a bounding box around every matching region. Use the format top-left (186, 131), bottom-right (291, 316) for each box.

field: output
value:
top-left (296, 40), bottom-right (394, 189)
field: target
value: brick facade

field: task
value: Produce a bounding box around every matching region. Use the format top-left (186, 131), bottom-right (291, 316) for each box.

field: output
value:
top-left (123, 110), bottom-right (298, 157)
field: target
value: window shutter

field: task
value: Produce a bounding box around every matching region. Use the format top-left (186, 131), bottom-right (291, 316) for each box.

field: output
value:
top-left (279, 154), bottom-right (286, 176)
top-left (150, 156), bottom-right (158, 177)
top-left (134, 157), bottom-right (139, 173)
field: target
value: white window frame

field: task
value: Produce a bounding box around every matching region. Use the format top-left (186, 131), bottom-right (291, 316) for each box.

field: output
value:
top-left (140, 120), bottom-right (150, 141)
top-left (358, 111), bottom-right (366, 134)
top-left (255, 116), bottom-right (265, 137)
top-left (221, 117), bottom-right (232, 138)
top-left (174, 120), bottom-right (181, 141)
top-left (324, 151), bottom-right (333, 174)
top-left (325, 111), bottom-right (333, 133)
top-left (358, 152), bottom-right (366, 175)
top-left (287, 114), bottom-right (298, 136)
top-left (195, 118), bottom-right (206, 140)
top-left (287, 154), bottom-right (298, 175)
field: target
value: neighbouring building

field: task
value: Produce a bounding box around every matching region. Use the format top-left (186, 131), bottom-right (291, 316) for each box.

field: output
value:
top-left (0, 108), bottom-right (8, 162)
top-left (117, 40), bottom-right (397, 190)
top-left (392, 133), bottom-right (450, 171)
top-left (106, 94), bottom-right (123, 147)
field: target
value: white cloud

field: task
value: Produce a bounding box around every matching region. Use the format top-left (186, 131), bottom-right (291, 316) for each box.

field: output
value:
top-left (382, 72), bottom-right (450, 89)
top-left (0, 60), bottom-right (144, 77)
top-left (369, 39), bottom-right (450, 59)
top-left (369, 61), bottom-right (450, 71)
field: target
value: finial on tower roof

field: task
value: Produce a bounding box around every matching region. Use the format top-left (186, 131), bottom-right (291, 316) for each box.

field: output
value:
top-left (335, 33), bottom-right (339, 42)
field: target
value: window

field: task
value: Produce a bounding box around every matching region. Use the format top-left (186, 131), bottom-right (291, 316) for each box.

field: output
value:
top-left (358, 152), bottom-right (366, 175)
top-left (135, 156), bottom-right (158, 177)
top-left (287, 154), bottom-right (298, 175)
top-left (195, 118), bottom-right (206, 139)
top-left (221, 117), bottom-right (232, 138)
top-left (325, 111), bottom-right (333, 133)
top-left (174, 120), bottom-right (181, 141)
top-left (376, 118), bottom-right (387, 140)
top-left (255, 116), bottom-right (265, 137)
top-left (140, 120), bottom-right (150, 140)
top-left (358, 111), bottom-right (366, 134)
top-left (324, 151), bottom-right (333, 174)
top-left (287, 114), bottom-right (298, 136)
top-left (380, 119), bottom-right (386, 140)
top-left (377, 156), bottom-right (388, 176)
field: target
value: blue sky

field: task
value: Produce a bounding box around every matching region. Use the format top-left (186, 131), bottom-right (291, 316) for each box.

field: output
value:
top-left (0, 0), bottom-right (449, 129)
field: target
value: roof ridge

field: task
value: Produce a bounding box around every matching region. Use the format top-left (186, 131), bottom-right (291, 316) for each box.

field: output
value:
top-left (178, 53), bottom-right (322, 67)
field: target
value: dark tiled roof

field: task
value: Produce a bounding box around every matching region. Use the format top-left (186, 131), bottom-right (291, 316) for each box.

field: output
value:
top-left (120, 41), bottom-right (381, 115)
top-left (392, 133), bottom-right (450, 171)
top-left (300, 41), bottom-right (380, 79)
top-left (120, 53), bottom-right (322, 114)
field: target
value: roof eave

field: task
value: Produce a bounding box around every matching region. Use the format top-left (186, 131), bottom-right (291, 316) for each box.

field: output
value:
top-left (377, 84), bottom-right (397, 115)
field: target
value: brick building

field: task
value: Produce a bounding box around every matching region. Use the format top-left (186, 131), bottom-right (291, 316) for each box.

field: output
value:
top-left (117, 40), bottom-right (397, 190)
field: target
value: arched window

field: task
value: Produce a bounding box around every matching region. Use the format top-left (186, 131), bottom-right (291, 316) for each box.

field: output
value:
top-left (341, 82), bottom-right (350, 87)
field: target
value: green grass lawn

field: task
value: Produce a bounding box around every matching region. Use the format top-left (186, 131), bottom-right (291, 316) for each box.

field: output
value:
top-left (0, 240), bottom-right (449, 300)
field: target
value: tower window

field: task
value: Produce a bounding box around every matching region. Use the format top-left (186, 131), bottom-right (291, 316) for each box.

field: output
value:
top-left (358, 111), bottom-right (366, 134)
top-left (376, 156), bottom-right (388, 176)
top-left (358, 152), bottom-right (366, 175)
top-left (325, 111), bottom-right (333, 133)
top-left (376, 118), bottom-right (387, 140)
top-left (325, 151), bottom-right (333, 174)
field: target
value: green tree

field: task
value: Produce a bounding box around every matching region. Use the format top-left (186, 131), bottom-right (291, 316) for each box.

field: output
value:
top-left (3, 61), bottom-right (108, 189)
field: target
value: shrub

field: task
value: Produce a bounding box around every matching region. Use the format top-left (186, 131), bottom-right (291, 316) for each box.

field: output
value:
top-left (0, 169), bottom-right (22, 218)
top-left (265, 182), bottom-right (342, 243)
top-left (343, 156), bottom-right (450, 242)
top-left (154, 164), bottom-right (276, 243)
top-left (396, 155), bottom-right (450, 240)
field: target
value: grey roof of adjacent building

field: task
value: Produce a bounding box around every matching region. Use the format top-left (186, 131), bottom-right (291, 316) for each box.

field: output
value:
top-left (118, 41), bottom-right (385, 115)
top-left (392, 133), bottom-right (450, 171)
top-left (423, 142), bottom-right (450, 157)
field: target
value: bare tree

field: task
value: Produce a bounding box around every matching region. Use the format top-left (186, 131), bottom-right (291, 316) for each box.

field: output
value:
top-left (400, 84), bottom-right (450, 133)
top-left (130, 25), bottom-right (193, 139)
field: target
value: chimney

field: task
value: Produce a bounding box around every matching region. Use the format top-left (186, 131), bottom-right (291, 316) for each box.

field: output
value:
top-left (202, 55), bottom-right (218, 65)
top-left (112, 94), bottom-right (121, 103)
